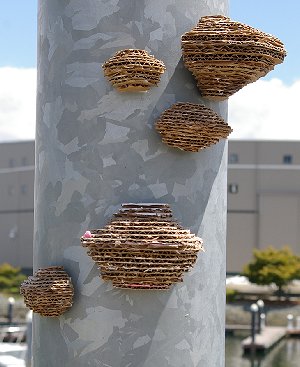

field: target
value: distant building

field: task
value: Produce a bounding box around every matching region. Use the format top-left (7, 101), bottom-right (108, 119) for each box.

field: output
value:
top-left (1, 139), bottom-right (299, 275)
top-left (0, 140), bottom-right (34, 274)
top-left (227, 140), bottom-right (300, 273)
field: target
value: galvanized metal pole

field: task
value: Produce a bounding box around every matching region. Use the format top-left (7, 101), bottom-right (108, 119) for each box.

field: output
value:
top-left (34, 0), bottom-right (229, 366)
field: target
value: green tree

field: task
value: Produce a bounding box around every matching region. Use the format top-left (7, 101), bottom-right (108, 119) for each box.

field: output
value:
top-left (243, 246), bottom-right (300, 294)
top-left (0, 263), bottom-right (26, 294)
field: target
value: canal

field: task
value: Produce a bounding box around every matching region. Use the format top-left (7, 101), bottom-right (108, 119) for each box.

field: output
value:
top-left (226, 335), bottom-right (300, 367)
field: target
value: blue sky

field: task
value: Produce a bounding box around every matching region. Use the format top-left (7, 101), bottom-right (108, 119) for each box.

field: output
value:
top-left (0, 0), bottom-right (299, 141)
top-left (0, 1), bottom-right (37, 68)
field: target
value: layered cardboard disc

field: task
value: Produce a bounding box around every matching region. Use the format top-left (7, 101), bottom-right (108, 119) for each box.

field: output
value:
top-left (103, 49), bottom-right (166, 92)
top-left (20, 266), bottom-right (74, 317)
top-left (155, 102), bottom-right (232, 152)
top-left (181, 15), bottom-right (286, 100)
top-left (81, 203), bottom-right (204, 289)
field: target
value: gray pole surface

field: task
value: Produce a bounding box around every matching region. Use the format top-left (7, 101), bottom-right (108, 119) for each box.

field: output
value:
top-left (34, 1), bottom-right (228, 366)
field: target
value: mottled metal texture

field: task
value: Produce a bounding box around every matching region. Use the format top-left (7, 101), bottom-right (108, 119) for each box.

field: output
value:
top-left (34, 0), bottom-right (228, 366)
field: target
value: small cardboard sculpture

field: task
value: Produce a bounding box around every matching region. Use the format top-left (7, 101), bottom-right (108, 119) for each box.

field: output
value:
top-left (181, 15), bottom-right (286, 100)
top-left (155, 102), bottom-right (232, 152)
top-left (81, 203), bottom-right (203, 290)
top-left (103, 49), bottom-right (166, 92)
top-left (20, 266), bottom-right (74, 317)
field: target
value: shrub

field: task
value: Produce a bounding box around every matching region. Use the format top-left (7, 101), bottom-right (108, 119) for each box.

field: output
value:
top-left (226, 288), bottom-right (238, 303)
top-left (243, 246), bottom-right (300, 293)
top-left (0, 263), bottom-right (26, 294)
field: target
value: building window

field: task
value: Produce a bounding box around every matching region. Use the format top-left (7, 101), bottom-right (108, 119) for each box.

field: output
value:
top-left (21, 157), bottom-right (28, 166)
top-left (21, 184), bottom-right (27, 195)
top-left (283, 155), bottom-right (293, 164)
top-left (229, 153), bottom-right (239, 164)
top-left (9, 158), bottom-right (15, 168)
top-left (228, 184), bottom-right (239, 194)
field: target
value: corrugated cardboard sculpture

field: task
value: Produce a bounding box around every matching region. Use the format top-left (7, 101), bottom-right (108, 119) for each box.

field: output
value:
top-left (102, 49), bottom-right (166, 92)
top-left (81, 203), bottom-right (204, 289)
top-left (181, 15), bottom-right (286, 100)
top-left (155, 102), bottom-right (232, 152)
top-left (20, 266), bottom-right (74, 317)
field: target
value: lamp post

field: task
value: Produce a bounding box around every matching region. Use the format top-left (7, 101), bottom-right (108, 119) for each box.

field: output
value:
top-left (7, 297), bottom-right (15, 325)
top-left (260, 313), bottom-right (266, 331)
top-left (257, 299), bottom-right (264, 334)
top-left (287, 314), bottom-right (294, 330)
top-left (250, 303), bottom-right (259, 348)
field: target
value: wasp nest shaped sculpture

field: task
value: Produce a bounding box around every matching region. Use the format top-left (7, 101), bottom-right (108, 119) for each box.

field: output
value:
top-left (155, 102), bottom-right (232, 152)
top-left (20, 266), bottom-right (74, 317)
top-left (102, 49), bottom-right (166, 92)
top-left (181, 15), bottom-right (286, 100)
top-left (81, 203), bottom-right (203, 290)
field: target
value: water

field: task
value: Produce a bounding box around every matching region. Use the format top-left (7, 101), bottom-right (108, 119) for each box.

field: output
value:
top-left (226, 335), bottom-right (300, 367)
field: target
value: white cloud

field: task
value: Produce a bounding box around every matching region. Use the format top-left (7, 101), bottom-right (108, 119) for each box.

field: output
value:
top-left (0, 67), bottom-right (36, 142)
top-left (229, 78), bottom-right (300, 140)
top-left (0, 68), bottom-right (298, 143)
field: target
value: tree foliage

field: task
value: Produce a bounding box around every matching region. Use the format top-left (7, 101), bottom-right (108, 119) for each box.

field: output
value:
top-left (0, 263), bottom-right (26, 294)
top-left (226, 288), bottom-right (238, 303)
top-left (243, 246), bottom-right (300, 292)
